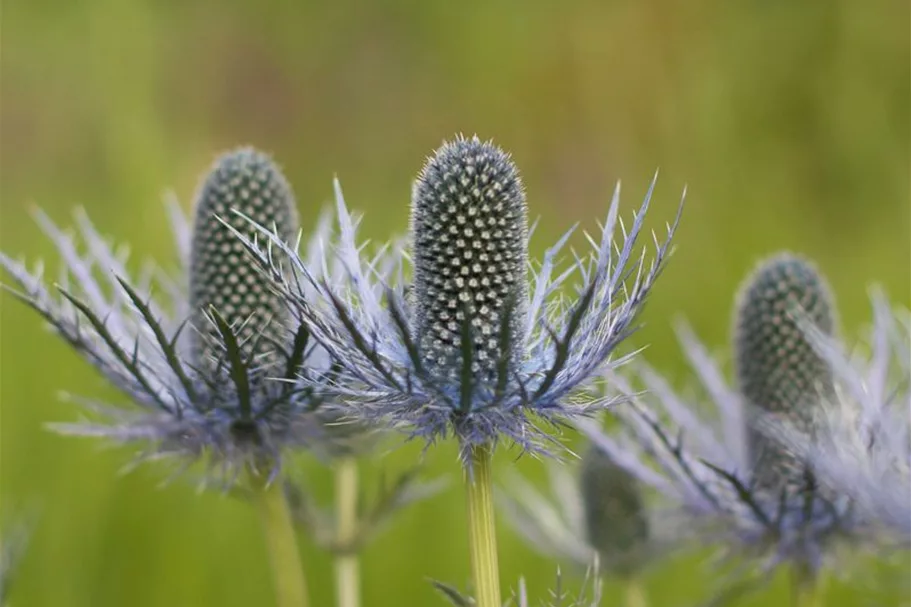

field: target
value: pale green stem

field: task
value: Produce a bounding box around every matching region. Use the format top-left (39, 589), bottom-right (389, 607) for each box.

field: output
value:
top-left (465, 444), bottom-right (501, 607)
top-left (334, 457), bottom-right (361, 607)
top-left (623, 578), bottom-right (648, 607)
top-left (792, 566), bottom-right (824, 607)
top-left (252, 474), bottom-right (310, 607)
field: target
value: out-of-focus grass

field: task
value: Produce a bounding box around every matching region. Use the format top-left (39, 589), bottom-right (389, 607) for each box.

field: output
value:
top-left (1, 1), bottom-right (908, 606)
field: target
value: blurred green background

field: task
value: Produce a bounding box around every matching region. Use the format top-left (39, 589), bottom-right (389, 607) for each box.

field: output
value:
top-left (1, 1), bottom-right (908, 606)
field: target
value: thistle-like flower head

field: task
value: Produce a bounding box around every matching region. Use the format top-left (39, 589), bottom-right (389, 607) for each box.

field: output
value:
top-left (497, 445), bottom-right (653, 578)
top-left (735, 253), bottom-right (837, 492)
top-left (411, 137), bottom-right (528, 385)
top-left (0, 147), bottom-right (338, 484)
top-left (237, 134), bottom-right (681, 463)
top-left (577, 256), bottom-right (901, 589)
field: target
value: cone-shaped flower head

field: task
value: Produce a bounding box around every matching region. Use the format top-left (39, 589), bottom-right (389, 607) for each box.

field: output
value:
top-left (0, 146), bottom-right (335, 484)
top-left (580, 445), bottom-right (649, 577)
top-left (189, 147), bottom-right (299, 372)
top-left (577, 258), bottom-right (900, 586)
top-left (234, 134), bottom-right (681, 464)
top-left (411, 137), bottom-right (528, 384)
top-left (498, 448), bottom-right (656, 574)
top-left (734, 253), bottom-right (836, 491)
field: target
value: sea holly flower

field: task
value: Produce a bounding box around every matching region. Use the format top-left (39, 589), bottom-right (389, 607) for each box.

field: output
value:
top-left (577, 254), bottom-right (905, 603)
top-left (498, 446), bottom-right (653, 573)
top-left (1, 147), bottom-right (337, 483)
top-left (233, 134), bottom-right (681, 607)
top-left (234, 135), bottom-right (681, 463)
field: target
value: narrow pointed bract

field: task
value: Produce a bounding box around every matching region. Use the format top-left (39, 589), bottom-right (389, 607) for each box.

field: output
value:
top-left (234, 134), bottom-right (682, 463)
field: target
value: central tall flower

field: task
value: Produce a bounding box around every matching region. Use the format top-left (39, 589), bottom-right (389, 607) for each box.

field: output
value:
top-left (411, 138), bottom-right (528, 386)
top-left (236, 134), bottom-right (681, 461)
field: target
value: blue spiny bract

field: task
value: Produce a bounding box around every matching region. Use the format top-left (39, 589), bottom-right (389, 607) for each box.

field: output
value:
top-left (734, 253), bottom-right (836, 492)
top-left (234, 133), bottom-right (681, 464)
top-left (0, 147), bottom-right (334, 483)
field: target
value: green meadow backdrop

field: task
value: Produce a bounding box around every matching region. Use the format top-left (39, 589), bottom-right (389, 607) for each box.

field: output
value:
top-left (1, 1), bottom-right (908, 606)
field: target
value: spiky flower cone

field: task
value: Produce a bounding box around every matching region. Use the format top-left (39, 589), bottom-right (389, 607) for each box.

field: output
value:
top-left (411, 135), bottom-right (528, 385)
top-left (189, 147), bottom-right (308, 607)
top-left (189, 147), bottom-right (299, 373)
top-left (734, 253), bottom-right (836, 492)
top-left (580, 445), bottom-right (649, 578)
top-left (411, 135), bottom-right (531, 607)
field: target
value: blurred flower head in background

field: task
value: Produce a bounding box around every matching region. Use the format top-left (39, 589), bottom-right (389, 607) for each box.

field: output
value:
top-left (497, 446), bottom-right (656, 580)
top-left (577, 253), bottom-right (908, 597)
top-left (0, 147), bottom-right (370, 487)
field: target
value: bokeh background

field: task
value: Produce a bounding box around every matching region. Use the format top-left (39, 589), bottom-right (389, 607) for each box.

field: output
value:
top-left (2, 1), bottom-right (909, 606)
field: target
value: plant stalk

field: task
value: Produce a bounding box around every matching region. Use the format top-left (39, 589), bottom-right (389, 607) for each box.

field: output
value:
top-left (624, 578), bottom-right (648, 607)
top-left (334, 457), bottom-right (361, 607)
top-left (792, 566), bottom-right (823, 607)
top-left (465, 444), bottom-right (501, 607)
top-left (252, 473), bottom-right (310, 607)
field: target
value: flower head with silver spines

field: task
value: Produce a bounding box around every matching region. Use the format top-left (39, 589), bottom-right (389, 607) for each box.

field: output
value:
top-left (235, 135), bottom-right (681, 464)
top-left (578, 254), bottom-right (905, 592)
top-left (0, 147), bottom-right (339, 483)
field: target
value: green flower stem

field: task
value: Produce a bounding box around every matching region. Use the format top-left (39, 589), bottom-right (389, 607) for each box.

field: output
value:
top-left (334, 457), bottom-right (361, 607)
top-left (792, 566), bottom-right (824, 607)
top-left (624, 579), bottom-right (647, 607)
top-left (252, 472), bottom-right (310, 607)
top-left (794, 583), bottom-right (823, 607)
top-left (465, 444), bottom-right (501, 607)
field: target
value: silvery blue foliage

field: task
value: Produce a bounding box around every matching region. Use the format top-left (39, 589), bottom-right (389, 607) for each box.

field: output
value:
top-left (0, 148), bottom-right (354, 484)
top-left (233, 135), bottom-right (682, 464)
top-left (766, 292), bottom-right (911, 545)
top-left (576, 314), bottom-right (887, 583)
